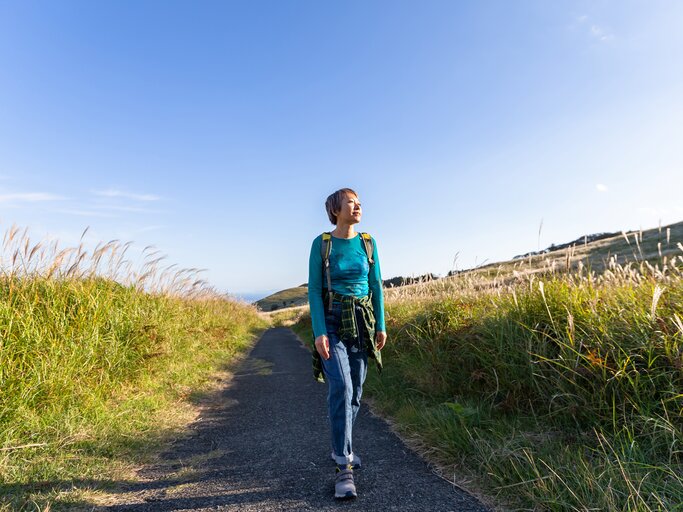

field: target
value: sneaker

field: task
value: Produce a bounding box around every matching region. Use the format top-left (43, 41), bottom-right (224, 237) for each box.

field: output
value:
top-left (335, 466), bottom-right (357, 499)
top-left (331, 451), bottom-right (361, 468)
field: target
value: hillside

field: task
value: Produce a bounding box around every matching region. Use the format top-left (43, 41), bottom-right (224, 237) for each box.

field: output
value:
top-left (0, 226), bottom-right (265, 509)
top-left (448, 219), bottom-right (683, 281)
top-left (292, 218), bottom-right (683, 510)
top-left (261, 220), bottom-right (683, 311)
top-left (256, 286), bottom-right (309, 311)
top-left (255, 273), bottom-right (439, 312)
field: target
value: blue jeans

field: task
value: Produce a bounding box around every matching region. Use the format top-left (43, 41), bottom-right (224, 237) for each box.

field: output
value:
top-left (321, 300), bottom-right (368, 465)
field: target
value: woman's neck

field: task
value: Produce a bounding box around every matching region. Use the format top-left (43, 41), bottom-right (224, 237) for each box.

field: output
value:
top-left (331, 223), bottom-right (356, 239)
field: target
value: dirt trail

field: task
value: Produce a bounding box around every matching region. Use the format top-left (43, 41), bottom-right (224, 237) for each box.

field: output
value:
top-left (105, 327), bottom-right (491, 511)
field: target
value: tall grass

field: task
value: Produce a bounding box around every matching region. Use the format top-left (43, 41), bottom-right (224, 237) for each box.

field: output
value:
top-left (294, 228), bottom-right (683, 511)
top-left (0, 225), bottom-right (264, 510)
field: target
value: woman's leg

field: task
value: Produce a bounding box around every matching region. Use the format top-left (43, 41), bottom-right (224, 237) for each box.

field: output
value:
top-left (348, 306), bottom-right (368, 427)
top-left (322, 332), bottom-right (355, 465)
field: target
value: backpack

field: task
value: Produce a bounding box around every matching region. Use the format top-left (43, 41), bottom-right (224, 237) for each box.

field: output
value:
top-left (320, 232), bottom-right (374, 311)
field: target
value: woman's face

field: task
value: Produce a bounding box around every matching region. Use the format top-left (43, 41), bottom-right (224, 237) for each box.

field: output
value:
top-left (336, 193), bottom-right (362, 225)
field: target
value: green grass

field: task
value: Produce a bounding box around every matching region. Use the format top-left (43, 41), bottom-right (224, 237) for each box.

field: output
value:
top-left (372, 278), bottom-right (681, 509)
top-left (0, 227), bottom-right (266, 510)
top-left (293, 224), bottom-right (683, 511)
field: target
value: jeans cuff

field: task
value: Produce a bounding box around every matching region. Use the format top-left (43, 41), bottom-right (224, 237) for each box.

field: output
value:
top-left (332, 451), bottom-right (354, 465)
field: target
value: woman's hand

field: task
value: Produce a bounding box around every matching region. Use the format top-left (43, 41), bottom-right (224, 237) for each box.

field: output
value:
top-left (375, 331), bottom-right (387, 351)
top-left (315, 334), bottom-right (330, 360)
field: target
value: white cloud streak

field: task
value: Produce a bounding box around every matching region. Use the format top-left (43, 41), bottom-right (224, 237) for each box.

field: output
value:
top-left (590, 24), bottom-right (614, 42)
top-left (92, 189), bottom-right (161, 201)
top-left (574, 14), bottom-right (615, 43)
top-left (0, 192), bottom-right (66, 203)
top-left (596, 183), bottom-right (608, 192)
top-left (50, 208), bottom-right (119, 218)
top-left (91, 204), bottom-right (166, 214)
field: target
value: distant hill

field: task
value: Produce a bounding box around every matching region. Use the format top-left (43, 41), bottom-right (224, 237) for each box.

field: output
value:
top-left (255, 273), bottom-right (440, 312)
top-left (258, 220), bottom-right (683, 311)
top-left (383, 273), bottom-right (439, 288)
top-left (255, 286), bottom-right (309, 312)
top-left (443, 220), bottom-right (683, 282)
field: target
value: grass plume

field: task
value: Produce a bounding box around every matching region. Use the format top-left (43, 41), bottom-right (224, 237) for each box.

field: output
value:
top-left (0, 224), bottom-right (265, 510)
top-left (294, 221), bottom-right (683, 510)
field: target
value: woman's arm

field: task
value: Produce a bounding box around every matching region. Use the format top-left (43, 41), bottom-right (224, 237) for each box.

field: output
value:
top-left (308, 235), bottom-right (328, 338)
top-left (368, 237), bottom-right (386, 333)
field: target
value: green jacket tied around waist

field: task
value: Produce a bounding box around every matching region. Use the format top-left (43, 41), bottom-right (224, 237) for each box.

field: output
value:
top-left (311, 292), bottom-right (383, 383)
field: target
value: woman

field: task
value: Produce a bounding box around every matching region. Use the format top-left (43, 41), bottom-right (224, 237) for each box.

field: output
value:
top-left (308, 187), bottom-right (387, 499)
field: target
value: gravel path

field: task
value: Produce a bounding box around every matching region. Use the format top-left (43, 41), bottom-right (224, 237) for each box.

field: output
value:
top-left (106, 327), bottom-right (491, 511)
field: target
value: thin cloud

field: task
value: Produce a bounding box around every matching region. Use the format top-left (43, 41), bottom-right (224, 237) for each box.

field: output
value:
top-left (590, 24), bottom-right (614, 42)
top-left (596, 184), bottom-right (608, 192)
top-left (92, 188), bottom-right (161, 201)
top-left (90, 204), bottom-right (167, 214)
top-left (0, 192), bottom-right (66, 203)
top-left (573, 14), bottom-right (615, 43)
top-left (50, 208), bottom-right (119, 218)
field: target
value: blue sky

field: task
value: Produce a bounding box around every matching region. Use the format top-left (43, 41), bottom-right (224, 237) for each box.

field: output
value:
top-left (1, 1), bottom-right (682, 300)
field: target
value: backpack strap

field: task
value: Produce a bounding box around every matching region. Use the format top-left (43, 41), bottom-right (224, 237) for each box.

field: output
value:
top-left (321, 232), bottom-right (333, 311)
top-left (320, 232), bottom-right (373, 312)
top-left (360, 232), bottom-right (374, 265)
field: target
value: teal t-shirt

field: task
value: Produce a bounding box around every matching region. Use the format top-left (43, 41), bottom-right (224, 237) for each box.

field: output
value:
top-left (308, 233), bottom-right (386, 338)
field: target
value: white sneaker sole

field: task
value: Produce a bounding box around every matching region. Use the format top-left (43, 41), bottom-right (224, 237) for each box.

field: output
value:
top-left (335, 490), bottom-right (357, 499)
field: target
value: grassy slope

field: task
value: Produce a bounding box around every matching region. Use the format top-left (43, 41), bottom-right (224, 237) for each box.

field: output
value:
top-left (265, 221), bottom-right (683, 313)
top-left (294, 220), bottom-right (683, 511)
top-left (457, 220), bottom-right (683, 280)
top-left (0, 277), bottom-right (265, 510)
top-left (256, 286), bottom-right (309, 311)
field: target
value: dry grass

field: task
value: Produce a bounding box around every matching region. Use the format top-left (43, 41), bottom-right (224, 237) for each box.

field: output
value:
top-left (296, 219), bottom-right (683, 511)
top-left (0, 223), bottom-right (265, 510)
top-left (1, 224), bottom-right (219, 299)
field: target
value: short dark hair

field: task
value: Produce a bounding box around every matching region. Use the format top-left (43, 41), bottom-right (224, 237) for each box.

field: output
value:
top-left (325, 188), bottom-right (358, 225)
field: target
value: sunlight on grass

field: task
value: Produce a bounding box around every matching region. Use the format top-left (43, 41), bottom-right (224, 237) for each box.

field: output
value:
top-left (295, 222), bottom-right (683, 511)
top-left (0, 224), bottom-right (266, 510)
